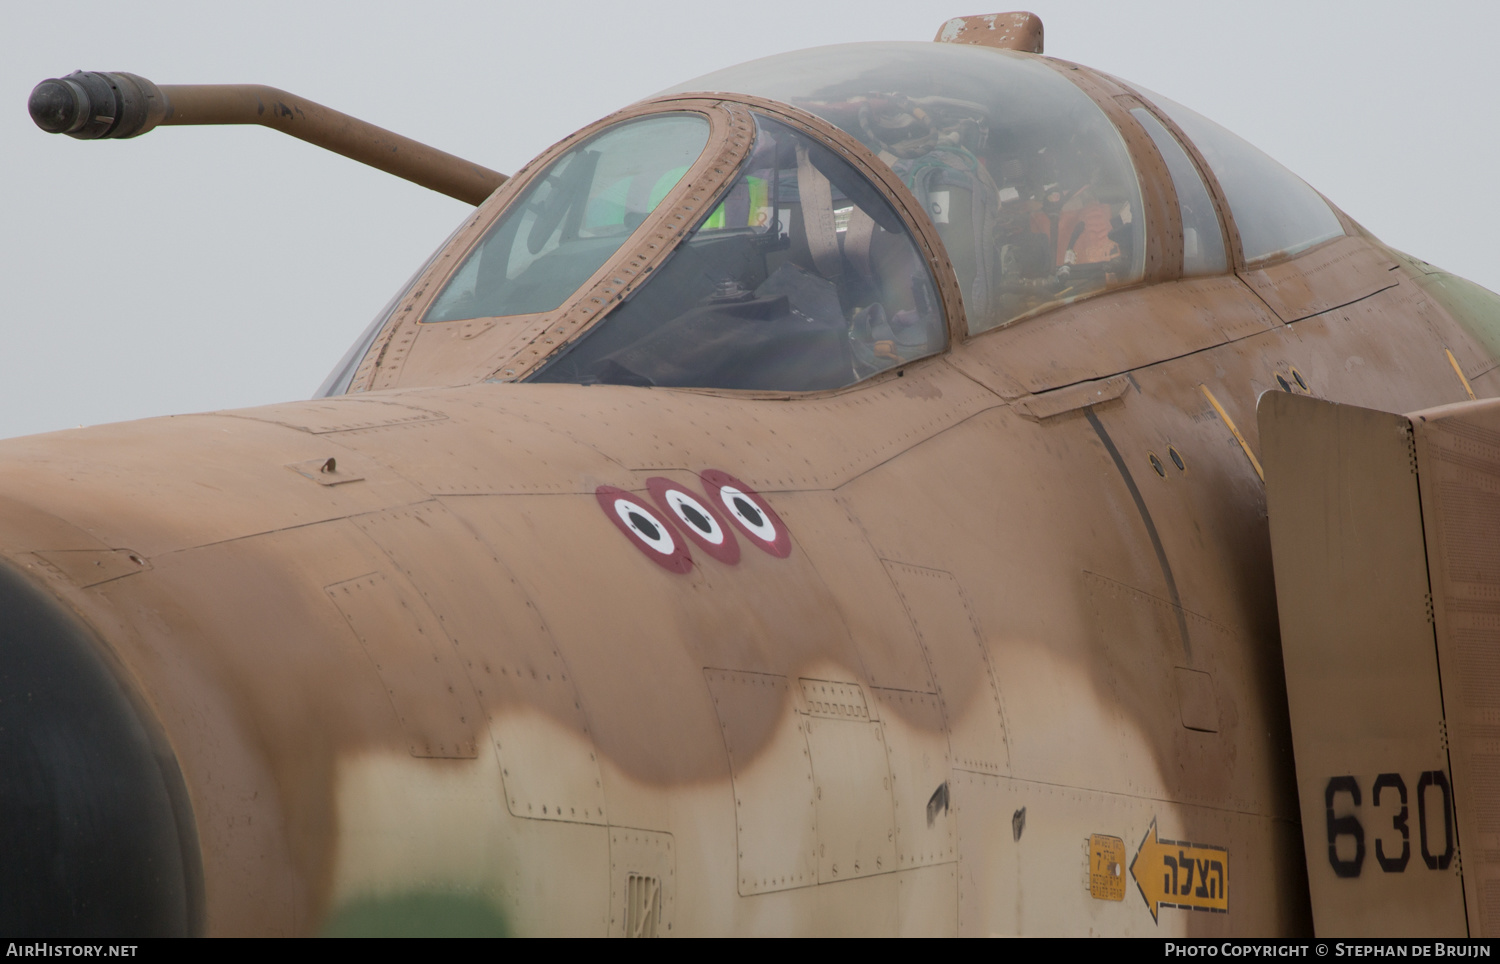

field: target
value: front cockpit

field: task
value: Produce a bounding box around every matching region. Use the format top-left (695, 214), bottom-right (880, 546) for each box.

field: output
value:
top-left (323, 39), bottom-right (1351, 398)
top-left (529, 112), bottom-right (945, 391)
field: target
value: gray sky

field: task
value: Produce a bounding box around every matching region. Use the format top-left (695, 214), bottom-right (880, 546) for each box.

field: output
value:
top-left (3, 1), bottom-right (1495, 440)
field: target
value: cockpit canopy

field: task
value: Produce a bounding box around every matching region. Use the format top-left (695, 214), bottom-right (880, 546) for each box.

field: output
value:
top-left (324, 40), bottom-right (1348, 398)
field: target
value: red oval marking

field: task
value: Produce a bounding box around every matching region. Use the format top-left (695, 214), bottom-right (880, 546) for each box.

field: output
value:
top-left (647, 477), bottom-right (740, 565)
top-left (699, 470), bottom-right (792, 558)
top-left (595, 485), bottom-right (693, 573)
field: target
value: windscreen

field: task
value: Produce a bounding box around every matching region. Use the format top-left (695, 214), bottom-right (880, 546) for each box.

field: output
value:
top-left (532, 113), bottom-right (946, 391)
top-left (424, 114), bottom-right (711, 322)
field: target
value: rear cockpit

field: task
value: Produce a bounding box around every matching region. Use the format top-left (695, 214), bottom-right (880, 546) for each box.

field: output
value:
top-left (666, 43), bottom-right (1148, 337)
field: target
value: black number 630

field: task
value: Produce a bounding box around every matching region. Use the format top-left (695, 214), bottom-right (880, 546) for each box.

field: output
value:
top-left (1324, 772), bottom-right (1454, 878)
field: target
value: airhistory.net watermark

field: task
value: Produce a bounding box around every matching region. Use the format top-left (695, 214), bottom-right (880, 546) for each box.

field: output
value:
top-left (5, 946), bottom-right (137, 957)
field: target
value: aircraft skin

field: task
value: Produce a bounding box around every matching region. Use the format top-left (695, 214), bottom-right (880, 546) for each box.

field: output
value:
top-left (10, 13), bottom-right (1500, 937)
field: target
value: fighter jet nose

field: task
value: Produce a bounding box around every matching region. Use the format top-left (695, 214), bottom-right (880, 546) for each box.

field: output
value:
top-left (0, 563), bottom-right (201, 936)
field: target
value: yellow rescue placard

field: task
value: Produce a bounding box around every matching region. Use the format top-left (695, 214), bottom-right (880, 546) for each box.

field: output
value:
top-left (1089, 834), bottom-right (1126, 901)
top-left (1129, 820), bottom-right (1228, 922)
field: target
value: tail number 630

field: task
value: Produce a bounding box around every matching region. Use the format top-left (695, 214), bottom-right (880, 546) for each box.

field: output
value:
top-left (1324, 772), bottom-right (1454, 878)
